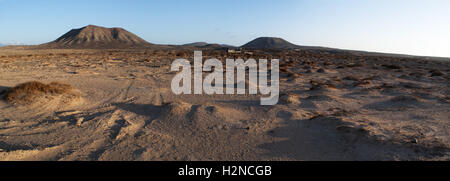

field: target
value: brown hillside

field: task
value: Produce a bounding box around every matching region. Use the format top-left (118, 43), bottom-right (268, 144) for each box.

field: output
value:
top-left (40, 25), bottom-right (151, 49)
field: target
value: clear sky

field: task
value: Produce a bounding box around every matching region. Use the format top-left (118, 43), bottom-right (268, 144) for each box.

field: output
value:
top-left (0, 0), bottom-right (449, 57)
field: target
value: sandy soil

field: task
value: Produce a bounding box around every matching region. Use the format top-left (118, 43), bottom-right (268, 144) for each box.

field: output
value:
top-left (0, 48), bottom-right (448, 160)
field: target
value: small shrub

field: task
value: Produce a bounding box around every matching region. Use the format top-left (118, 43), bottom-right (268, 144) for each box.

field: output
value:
top-left (382, 64), bottom-right (402, 70)
top-left (343, 76), bottom-right (359, 81)
top-left (4, 81), bottom-right (77, 104)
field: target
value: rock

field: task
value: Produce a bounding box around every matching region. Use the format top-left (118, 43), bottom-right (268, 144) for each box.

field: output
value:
top-left (76, 117), bottom-right (84, 126)
top-left (280, 93), bottom-right (301, 104)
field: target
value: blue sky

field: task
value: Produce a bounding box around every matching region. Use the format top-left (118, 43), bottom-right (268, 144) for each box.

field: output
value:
top-left (0, 0), bottom-right (449, 57)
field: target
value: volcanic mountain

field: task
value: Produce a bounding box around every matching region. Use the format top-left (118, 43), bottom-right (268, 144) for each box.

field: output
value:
top-left (241, 37), bottom-right (300, 49)
top-left (41, 25), bottom-right (151, 48)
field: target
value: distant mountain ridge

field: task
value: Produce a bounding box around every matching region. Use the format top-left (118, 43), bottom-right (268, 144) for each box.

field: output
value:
top-left (0, 43), bottom-right (25, 47)
top-left (29, 25), bottom-right (449, 60)
top-left (182, 42), bottom-right (235, 49)
top-left (182, 42), bottom-right (209, 47)
top-left (37, 25), bottom-right (302, 50)
top-left (40, 25), bottom-right (152, 48)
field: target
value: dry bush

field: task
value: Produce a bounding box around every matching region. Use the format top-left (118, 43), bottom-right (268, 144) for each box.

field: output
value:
top-left (279, 67), bottom-right (290, 73)
top-left (323, 61), bottom-right (333, 66)
top-left (353, 80), bottom-right (371, 87)
top-left (176, 51), bottom-right (187, 57)
top-left (4, 81), bottom-right (78, 104)
top-left (361, 75), bottom-right (379, 81)
top-left (345, 62), bottom-right (363, 68)
top-left (316, 68), bottom-right (326, 73)
top-left (382, 64), bottom-right (402, 70)
top-left (429, 69), bottom-right (444, 77)
top-left (309, 80), bottom-right (336, 90)
top-left (409, 72), bottom-right (425, 77)
top-left (280, 93), bottom-right (301, 104)
top-left (279, 67), bottom-right (297, 78)
top-left (390, 95), bottom-right (421, 103)
top-left (343, 75), bottom-right (360, 81)
top-left (331, 77), bottom-right (343, 84)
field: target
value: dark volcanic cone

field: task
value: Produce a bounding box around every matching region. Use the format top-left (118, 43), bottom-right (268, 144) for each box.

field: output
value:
top-left (241, 37), bottom-right (300, 49)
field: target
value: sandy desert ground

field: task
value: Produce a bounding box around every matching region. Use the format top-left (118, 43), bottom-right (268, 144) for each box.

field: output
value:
top-left (0, 48), bottom-right (449, 160)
